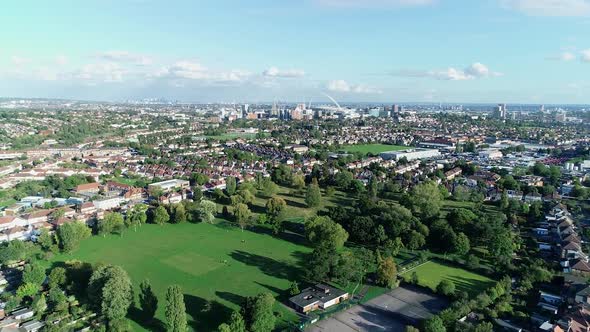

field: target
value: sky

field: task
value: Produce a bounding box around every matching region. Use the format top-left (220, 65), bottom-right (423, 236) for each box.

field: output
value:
top-left (1, 0), bottom-right (590, 104)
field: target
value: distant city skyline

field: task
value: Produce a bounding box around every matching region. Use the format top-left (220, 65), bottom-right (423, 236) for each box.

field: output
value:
top-left (1, 0), bottom-right (590, 104)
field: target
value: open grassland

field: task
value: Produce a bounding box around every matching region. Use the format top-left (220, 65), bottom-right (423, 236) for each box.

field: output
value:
top-left (51, 222), bottom-right (311, 331)
top-left (401, 260), bottom-right (494, 297)
top-left (341, 144), bottom-right (407, 154)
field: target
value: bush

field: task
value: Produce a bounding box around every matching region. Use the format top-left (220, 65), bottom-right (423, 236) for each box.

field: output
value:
top-left (436, 280), bottom-right (456, 296)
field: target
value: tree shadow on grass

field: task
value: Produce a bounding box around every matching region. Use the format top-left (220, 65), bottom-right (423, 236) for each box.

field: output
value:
top-left (215, 291), bottom-right (246, 307)
top-left (230, 250), bottom-right (300, 281)
top-left (283, 198), bottom-right (308, 209)
top-left (183, 294), bottom-right (232, 331)
top-left (128, 306), bottom-right (165, 332)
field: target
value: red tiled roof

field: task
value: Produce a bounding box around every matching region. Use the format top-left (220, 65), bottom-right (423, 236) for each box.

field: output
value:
top-left (75, 182), bottom-right (100, 192)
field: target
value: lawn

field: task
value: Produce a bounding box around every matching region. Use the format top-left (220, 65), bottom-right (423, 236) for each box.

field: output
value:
top-left (341, 144), bottom-right (407, 155)
top-left (205, 132), bottom-right (256, 140)
top-left (401, 260), bottom-right (494, 297)
top-left (0, 198), bottom-right (16, 209)
top-left (50, 222), bottom-right (311, 331)
top-left (222, 185), bottom-right (354, 221)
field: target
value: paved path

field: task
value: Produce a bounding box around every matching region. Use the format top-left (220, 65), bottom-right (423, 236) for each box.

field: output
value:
top-left (308, 285), bottom-right (448, 332)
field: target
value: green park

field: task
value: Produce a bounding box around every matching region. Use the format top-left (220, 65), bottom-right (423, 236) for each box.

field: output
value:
top-left (51, 221), bottom-right (309, 331)
top-left (341, 143), bottom-right (407, 155)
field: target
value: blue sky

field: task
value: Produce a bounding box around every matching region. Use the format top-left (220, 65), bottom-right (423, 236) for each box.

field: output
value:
top-left (1, 0), bottom-right (590, 103)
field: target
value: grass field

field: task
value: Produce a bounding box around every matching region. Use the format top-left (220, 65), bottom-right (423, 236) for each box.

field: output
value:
top-left (50, 222), bottom-right (310, 331)
top-left (401, 260), bottom-right (494, 297)
top-left (205, 132), bottom-right (256, 140)
top-left (341, 144), bottom-right (407, 154)
top-left (0, 198), bottom-right (16, 209)
top-left (221, 185), bottom-right (354, 221)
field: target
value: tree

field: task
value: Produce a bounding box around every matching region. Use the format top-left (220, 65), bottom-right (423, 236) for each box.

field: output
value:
top-left (218, 324), bottom-right (231, 332)
top-left (306, 247), bottom-right (336, 281)
top-left (376, 256), bottom-right (397, 288)
top-left (99, 212), bottom-right (125, 236)
top-left (125, 203), bottom-right (148, 231)
top-left (305, 216), bottom-right (349, 250)
top-left (236, 189), bottom-right (254, 206)
top-left (234, 203), bottom-right (252, 231)
top-left (138, 279), bottom-right (158, 322)
top-left (406, 326), bottom-right (421, 332)
top-left (243, 292), bottom-right (276, 332)
top-left (23, 262), bottom-right (46, 286)
top-left (436, 280), bottom-right (455, 296)
top-left (191, 172), bottom-right (209, 186)
top-left (488, 226), bottom-right (514, 264)
top-left (402, 181), bottom-right (443, 220)
top-left (473, 322), bottom-right (494, 332)
top-left (0, 240), bottom-right (35, 264)
top-left (199, 200), bottom-right (217, 223)
top-left (37, 228), bottom-right (56, 251)
top-left (88, 265), bottom-right (133, 323)
top-left (165, 285), bottom-right (188, 332)
top-left (422, 316), bottom-right (446, 332)
top-left (305, 179), bottom-right (322, 207)
top-left (288, 281), bottom-right (300, 296)
top-left (153, 206), bottom-right (170, 225)
top-left (226, 176), bottom-right (237, 195)
top-left (266, 197), bottom-right (286, 219)
top-left (17, 282), bottom-right (40, 299)
top-left (446, 208), bottom-right (476, 232)
top-left (32, 293), bottom-right (48, 316)
top-left (258, 178), bottom-right (279, 198)
top-left (57, 221), bottom-right (91, 253)
top-left (48, 267), bottom-right (67, 289)
top-left (291, 173), bottom-right (306, 191)
top-left (335, 171), bottom-right (354, 189)
top-left (452, 232), bottom-right (470, 255)
top-left (169, 203), bottom-right (187, 223)
top-left (48, 286), bottom-right (69, 314)
top-left (227, 311), bottom-right (246, 332)
top-left (332, 250), bottom-right (363, 285)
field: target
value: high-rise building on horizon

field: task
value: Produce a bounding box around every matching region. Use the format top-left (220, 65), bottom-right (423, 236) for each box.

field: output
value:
top-left (494, 103), bottom-right (507, 119)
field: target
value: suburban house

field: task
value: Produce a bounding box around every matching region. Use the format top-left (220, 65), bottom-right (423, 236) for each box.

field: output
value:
top-left (74, 182), bottom-right (100, 194)
top-left (25, 210), bottom-right (52, 225)
top-left (289, 284), bottom-right (349, 314)
top-left (445, 167), bottom-right (462, 181)
top-left (78, 202), bottom-right (96, 215)
top-left (575, 286), bottom-right (590, 305)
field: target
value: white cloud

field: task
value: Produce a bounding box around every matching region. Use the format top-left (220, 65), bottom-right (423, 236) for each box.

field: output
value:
top-left (55, 55), bottom-right (68, 66)
top-left (546, 52), bottom-right (576, 61)
top-left (500, 0), bottom-right (590, 16)
top-left (262, 66), bottom-right (305, 78)
top-left (153, 61), bottom-right (250, 83)
top-left (582, 49), bottom-right (590, 62)
top-left (316, 0), bottom-right (434, 8)
top-left (96, 51), bottom-right (152, 66)
top-left (12, 56), bottom-right (30, 66)
top-left (393, 62), bottom-right (501, 81)
top-left (74, 63), bottom-right (127, 82)
top-left (327, 80), bottom-right (382, 94)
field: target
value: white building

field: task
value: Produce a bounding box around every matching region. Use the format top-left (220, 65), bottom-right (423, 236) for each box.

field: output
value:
top-left (479, 149), bottom-right (503, 160)
top-left (380, 148), bottom-right (441, 161)
top-left (93, 197), bottom-right (123, 211)
top-left (148, 179), bottom-right (190, 193)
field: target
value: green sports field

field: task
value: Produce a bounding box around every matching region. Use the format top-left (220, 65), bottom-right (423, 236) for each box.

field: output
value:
top-left (51, 222), bottom-right (310, 331)
top-left (341, 144), bottom-right (407, 154)
top-left (205, 132), bottom-right (256, 140)
top-left (402, 260), bottom-right (494, 297)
